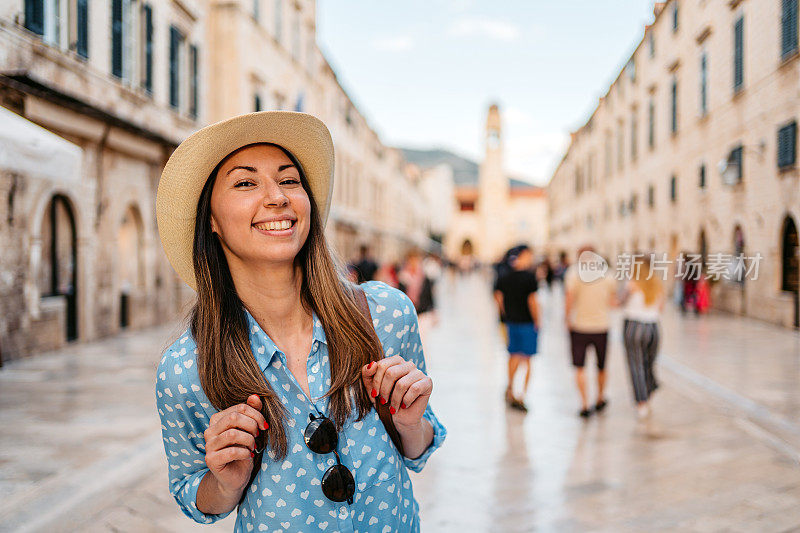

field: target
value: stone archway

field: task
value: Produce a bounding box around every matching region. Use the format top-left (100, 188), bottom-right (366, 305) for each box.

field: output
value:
top-left (117, 204), bottom-right (145, 329)
top-left (38, 195), bottom-right (78, 341)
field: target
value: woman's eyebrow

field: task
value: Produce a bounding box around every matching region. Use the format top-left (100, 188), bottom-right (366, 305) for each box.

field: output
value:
top-left (226, 165), bottom-right (257, 176)
top-left (278, 163), bottom-right (296, 171)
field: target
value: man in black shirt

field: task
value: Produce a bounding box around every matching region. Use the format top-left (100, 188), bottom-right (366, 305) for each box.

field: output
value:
top-left (352, 244), bottom-right (378, 284)
top-left (494, 245), bottom-right (540, 412)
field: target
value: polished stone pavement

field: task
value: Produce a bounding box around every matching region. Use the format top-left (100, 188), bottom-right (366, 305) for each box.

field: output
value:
top-left (1, 272), bottom-right (799, 532)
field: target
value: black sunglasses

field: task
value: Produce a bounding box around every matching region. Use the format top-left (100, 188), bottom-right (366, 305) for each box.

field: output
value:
top-left (304, 413), bottom-right (355, 504)
top-left (252, 412), bottom-right (355, 504)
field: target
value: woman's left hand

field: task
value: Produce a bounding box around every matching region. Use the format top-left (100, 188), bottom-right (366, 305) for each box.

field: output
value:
top-left (361, 355), bottom-right (433, 429)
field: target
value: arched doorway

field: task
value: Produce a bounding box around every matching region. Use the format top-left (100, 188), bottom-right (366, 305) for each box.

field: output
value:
top-left (460, 239), bottom-right (474, 256)
top-left (38, 195), bottom-right (78, 341)
top-left (118, 205), bottom-right (144, 329)
top-left (781, 217), bottom-right (799, 328)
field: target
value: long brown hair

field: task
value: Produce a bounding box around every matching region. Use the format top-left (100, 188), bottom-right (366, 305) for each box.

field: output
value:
top-left (190, 143), bottom-right (383, 460)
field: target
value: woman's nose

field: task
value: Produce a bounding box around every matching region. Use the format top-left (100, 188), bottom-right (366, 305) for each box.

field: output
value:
top-left (262, 182), bottom-right (289, 208)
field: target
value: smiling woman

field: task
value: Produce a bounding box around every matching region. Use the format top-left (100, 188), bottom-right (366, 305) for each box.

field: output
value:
top-left (154, 111), bottom-right (446, 532)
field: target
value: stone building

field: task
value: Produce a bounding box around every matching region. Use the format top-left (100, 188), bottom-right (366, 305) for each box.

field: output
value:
top-left (0, 0), bottom-right (432, 362)
top-left (0, 0), bottom-right (205, 361)
top-left (406, 104), bottom-right (548, 266)
top-left (547, 0), bottom-right (800, 327)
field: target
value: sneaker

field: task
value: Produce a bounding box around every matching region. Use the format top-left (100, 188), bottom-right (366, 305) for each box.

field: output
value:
top-left (510, 398), bottom-right (529, 412)
top-left (595, 399), bottom-right (608, 412)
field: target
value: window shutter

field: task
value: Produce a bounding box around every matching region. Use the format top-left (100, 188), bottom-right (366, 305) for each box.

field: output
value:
top-left (189, 44), bottom-right (198, 118)
top-left (779, 122), bottom-right (798, 169)
top-left (24, 0), bottom-right (44, 36)
top-left (734, 17), bottom-right (744, 90)
top-left (75, 0), bottom-right (89, 58)
top-left (783, 0), bottom-right (799, 58)
top-left (169, 26), bottom-right (181, 109)
top-left (143, 4), bottom-right (153, 93)
top-left (111, 0), bottom-right (123, 77)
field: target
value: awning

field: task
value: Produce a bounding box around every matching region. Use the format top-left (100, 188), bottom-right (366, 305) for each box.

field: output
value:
top-left (0, 105), bottom-right (82, 182)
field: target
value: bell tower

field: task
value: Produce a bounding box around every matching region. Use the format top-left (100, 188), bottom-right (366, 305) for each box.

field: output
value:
top-left (477, 103), bottom-right (510, 261)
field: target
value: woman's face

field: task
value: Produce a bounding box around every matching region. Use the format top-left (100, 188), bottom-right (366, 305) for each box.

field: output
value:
top-left (209, 144), bottom-right (311, 268)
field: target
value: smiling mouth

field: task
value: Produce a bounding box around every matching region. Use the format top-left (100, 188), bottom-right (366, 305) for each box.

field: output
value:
top-left (253, 220), bottom-right (296, 231)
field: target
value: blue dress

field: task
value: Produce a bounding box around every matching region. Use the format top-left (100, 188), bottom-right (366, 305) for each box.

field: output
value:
top-left (156, 281), bottom-right (447, 532)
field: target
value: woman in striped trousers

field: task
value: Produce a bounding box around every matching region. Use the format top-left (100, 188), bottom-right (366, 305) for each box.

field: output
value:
top-left (621, 256), bottom-right (665, 418)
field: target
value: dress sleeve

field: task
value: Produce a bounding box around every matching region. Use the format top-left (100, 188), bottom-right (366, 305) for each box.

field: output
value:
top-left (395, 290), bottom-right (447, 473)
top-left (156, 345), bottom-right (234, 524)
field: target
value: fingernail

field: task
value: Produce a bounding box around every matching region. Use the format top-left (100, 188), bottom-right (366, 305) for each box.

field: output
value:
top-left (401, 402), bottom-right (406, 409)
top-left (368, 361), bottom-right (374, 369)
top-left (371, 389), bottom-right (378, 398)
top-left (250, 451), bottom-right (255, 458)
top-left (380, 397), bottom-right (387, 405)
top-left (390, 406), bottom-right (396, 415)
top-left (264, 422), bottom-right (269, 430)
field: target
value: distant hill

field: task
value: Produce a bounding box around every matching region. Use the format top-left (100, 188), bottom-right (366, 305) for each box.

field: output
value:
top-left (400, 147), bottom-right (540, 190)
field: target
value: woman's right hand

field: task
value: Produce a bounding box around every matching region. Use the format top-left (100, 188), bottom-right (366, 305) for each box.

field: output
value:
top-left (203, 394), bottom-right (268, 496)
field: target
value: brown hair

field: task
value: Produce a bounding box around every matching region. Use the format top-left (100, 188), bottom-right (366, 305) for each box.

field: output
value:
top-left (189, 143), bottom-right (383, 460)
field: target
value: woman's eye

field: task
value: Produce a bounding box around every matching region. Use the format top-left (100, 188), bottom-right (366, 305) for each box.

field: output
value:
top-left (280, 179), bottom-right (300, 185)
top-left (235, 180), bottom-right (255, 187)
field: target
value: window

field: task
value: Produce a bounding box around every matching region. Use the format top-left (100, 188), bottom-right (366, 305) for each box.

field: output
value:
top-left (699, 51), bottom-right (708, 116)
top-left (670, 78), bottom-right (678, 134)
top-left (617, 121), bottom-right (624, 171)
top-left (274, 0), bottom-right (283, 42)
top-left (778, 121), bottom-right (797, 169)
top-left (648, 98), bottom-right (655, 148)
top-left (459, 201), bottom-right (475, 212)
top-left (169, 25), bottom-right (184, 109)
top-left (294, 92), bottom-right (304, 112)
top-left (670, 175), bottom-right (677, 202)
top-left (24, 0), bottom-right (44, 36)
top-left (728, 145), bottom-right (744, 183)
top-left (672, 2), bottom-right (679, 33)
top-left (782, 0), bottom-right (799, 59)
top-left (631, 109), bottom-right (638, 161)
top-left (112, 0), bottom-right (124, 77)
top-left (253, 0), bottom-right (260, 22)
top-left (141, 4), bottom-right (153, 93)
top-left (630, 193), bottom-right (638, 214)
top-left (189, 44), bottom-right (198, 118)
top-left (254, 93), bottom-right (262, 112)
top-left (648, 184), bottom-right (655, 207)
top-left (604, 131), bottom-right (612, 178)
top-left (699, 164), bottom-right (706, 189)
top-left (648, 31), bottom-right (655, 58)
top-left (76, 0), bottom-right (89, 58)
top-left (733, 16), bottom-right (744, 92)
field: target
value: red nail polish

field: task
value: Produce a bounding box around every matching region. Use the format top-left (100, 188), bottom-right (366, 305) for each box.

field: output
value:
top-left (264, 422), bottom-right (269, 430)
top-left (401, 403), bottom-right (406, 409)
top-left (380, 397), bottom-right (387, 405)
top-left (390, 406), bottom-right (396, 415)
top-left (371, 389), bottom-right (378, 398)
top-left (368, 361), bottom-right (374, 369)
top-left (250, 451), bottom-right (255, 458)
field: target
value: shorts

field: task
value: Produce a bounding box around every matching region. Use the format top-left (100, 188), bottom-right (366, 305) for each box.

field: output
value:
top-left (569, 331), bottom-right (608, 370)
top-left (507, 322), bottom-right (538, 356)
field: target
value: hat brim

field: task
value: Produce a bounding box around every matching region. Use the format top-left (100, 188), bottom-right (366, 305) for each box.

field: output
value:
top-left (156, 111), bottom-right (334, 292)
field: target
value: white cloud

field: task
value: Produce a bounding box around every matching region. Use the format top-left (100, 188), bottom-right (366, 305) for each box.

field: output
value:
top-left (448, 17), bottom-right (521, 42)
top-left (372, 36), bottom-right (414, 52)
top-left (504, 131), bottom-right (570, 186)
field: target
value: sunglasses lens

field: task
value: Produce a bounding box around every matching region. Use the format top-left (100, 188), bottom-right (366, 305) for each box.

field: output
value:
top-left (304, 416), bottom-right (338, 454)
top-left (321, 464), bottom-right (355, 503)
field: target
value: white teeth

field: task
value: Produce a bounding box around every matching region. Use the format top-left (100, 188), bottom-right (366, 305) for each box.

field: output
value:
top-left (255, 220), bottom-right (293, 231)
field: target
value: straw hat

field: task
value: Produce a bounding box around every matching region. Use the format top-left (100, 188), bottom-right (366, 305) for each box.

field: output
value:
top-left (156, 111), bottom-right (334, 292)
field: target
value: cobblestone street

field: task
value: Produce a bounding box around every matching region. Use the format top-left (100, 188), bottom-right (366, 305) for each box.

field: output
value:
top-left (1, 273), bottom-right (800, 532)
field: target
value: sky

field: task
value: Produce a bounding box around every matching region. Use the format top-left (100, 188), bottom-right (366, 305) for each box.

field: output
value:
top-left (317, 0), bottom-right (655, 186)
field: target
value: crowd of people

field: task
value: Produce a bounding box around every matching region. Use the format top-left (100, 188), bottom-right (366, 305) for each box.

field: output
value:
top-left (493, 245), bottom-right (666, 419)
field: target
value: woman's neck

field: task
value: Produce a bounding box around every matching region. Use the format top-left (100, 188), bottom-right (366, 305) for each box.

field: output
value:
top-left (233, 262), bottom-right (311, 343)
